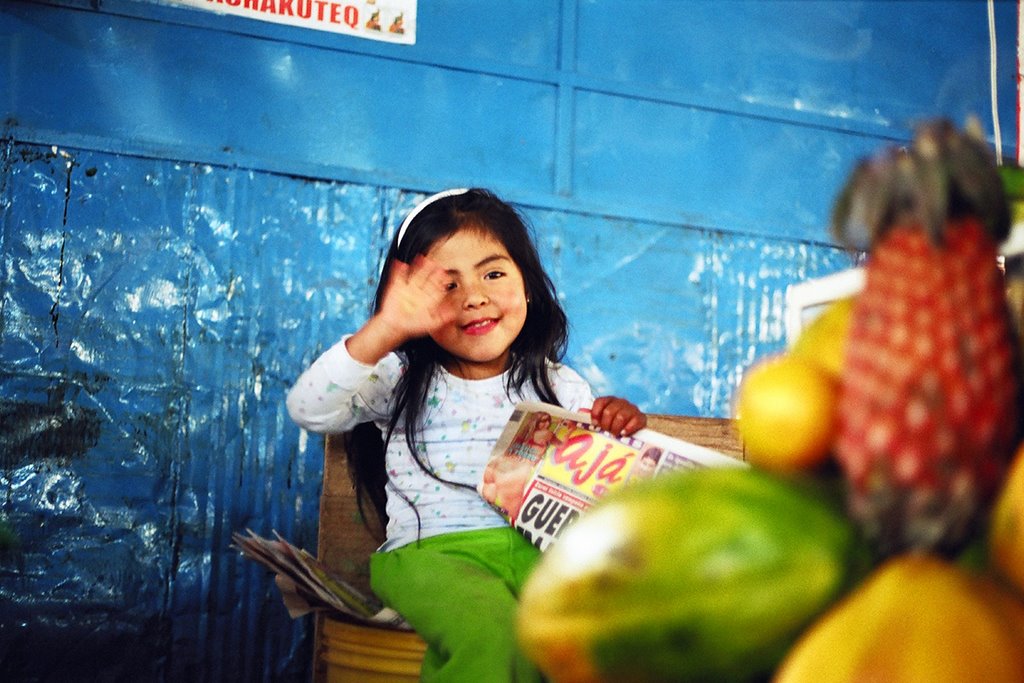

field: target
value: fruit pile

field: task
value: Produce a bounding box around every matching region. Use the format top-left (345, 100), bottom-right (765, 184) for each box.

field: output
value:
top-left (515, 120), bottom-right (1024, 682)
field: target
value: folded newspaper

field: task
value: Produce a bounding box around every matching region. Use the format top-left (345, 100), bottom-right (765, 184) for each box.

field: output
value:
top-left (478, 401), bottom-right (747, 550)
top-left (231, 529), bottom-right (409, 628)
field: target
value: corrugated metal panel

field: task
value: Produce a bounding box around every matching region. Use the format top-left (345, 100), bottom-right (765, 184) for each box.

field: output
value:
top-left (3, 1), bottom-right (1015, 235)
top-left (575, 1), bottom-right (1002, 131)
top-left (0, 2), bottom-right (562, 199)
top-left (0, 136), bottom-right (855, 680)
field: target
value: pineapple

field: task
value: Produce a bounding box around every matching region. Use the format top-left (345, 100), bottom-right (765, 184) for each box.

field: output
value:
top-left (832, 120), bottom-right (1022, 557)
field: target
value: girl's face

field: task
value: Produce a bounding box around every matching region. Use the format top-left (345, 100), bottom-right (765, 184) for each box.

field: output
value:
top-left (426, 227), bottom-right (528, 379)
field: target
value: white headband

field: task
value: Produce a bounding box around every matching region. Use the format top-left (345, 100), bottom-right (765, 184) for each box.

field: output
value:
top-left (395, 188), bottom-right (470, 248)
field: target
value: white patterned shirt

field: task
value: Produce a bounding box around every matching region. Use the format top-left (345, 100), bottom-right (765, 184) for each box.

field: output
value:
top-left (286, 338), bottom-right (595, 550)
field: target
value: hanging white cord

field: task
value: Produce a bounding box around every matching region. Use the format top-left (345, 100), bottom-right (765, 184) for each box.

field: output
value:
top-left (988, 0), bottom-right (1003, 163)
top-left (1018, 0), bottom-right (1024, 166)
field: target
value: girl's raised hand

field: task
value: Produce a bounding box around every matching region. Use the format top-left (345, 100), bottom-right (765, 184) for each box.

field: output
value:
top-left (589, 396), bottom-right (647, 436)
top-left (345, 255), bottom-right (456, 364)
top-left (377, 254), bottom-right (456, 340)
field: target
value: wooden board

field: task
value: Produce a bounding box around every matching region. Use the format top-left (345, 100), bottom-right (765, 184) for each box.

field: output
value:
top-left (644, 414), bottom-right (745, 460)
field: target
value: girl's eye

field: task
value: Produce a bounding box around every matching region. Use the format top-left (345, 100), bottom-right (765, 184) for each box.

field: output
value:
top-left (444, 281), bottom-right (458, 291)
top-left (484, 270), bottom-right (505, 280)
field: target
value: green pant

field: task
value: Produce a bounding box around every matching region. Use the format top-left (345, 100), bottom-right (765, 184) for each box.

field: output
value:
top-left (370, 527), bottom-right (544, 682)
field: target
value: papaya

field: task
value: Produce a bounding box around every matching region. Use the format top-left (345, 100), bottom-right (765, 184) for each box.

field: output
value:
top-left (990, 441), bottom-right (1024, 596)
top-left (775, 554), bottom-right (1024, 683)
top-left (516, 467), bottom-right (870, 683)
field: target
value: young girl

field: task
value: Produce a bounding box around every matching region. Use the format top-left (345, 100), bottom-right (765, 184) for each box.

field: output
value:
top-left (286, 188), bottom-right (646, 681)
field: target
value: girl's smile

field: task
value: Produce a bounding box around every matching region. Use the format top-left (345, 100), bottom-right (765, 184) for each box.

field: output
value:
top-left (426, 228), bottom-right (528, 379)
top-left (462, 318), bottom-right (499, 334)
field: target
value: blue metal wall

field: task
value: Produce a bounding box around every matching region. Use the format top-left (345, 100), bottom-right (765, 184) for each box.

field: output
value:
top-left (1, 0), bottom-right (1017, 679)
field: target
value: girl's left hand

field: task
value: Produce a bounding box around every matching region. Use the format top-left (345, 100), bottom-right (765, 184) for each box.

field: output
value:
top-left (589, 396), bottom-right (647, 436)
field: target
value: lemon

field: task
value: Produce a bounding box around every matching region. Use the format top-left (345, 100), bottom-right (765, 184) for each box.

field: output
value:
top-left (733, 354), bottom-right (838, 471)
top-left (790, 297), bottom-right (855, 379)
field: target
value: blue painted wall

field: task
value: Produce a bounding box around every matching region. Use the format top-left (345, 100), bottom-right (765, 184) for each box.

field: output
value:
top-left (1, 0), bottom-right (1017, 679)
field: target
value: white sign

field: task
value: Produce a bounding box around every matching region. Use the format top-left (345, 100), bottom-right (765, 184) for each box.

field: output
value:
top-left (167, 0), bottom-right (417, 44)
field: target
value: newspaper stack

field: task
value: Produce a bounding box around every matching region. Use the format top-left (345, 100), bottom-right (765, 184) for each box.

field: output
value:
top-left (231, 528), bottom-right (408, 628)
top-left (479, 401), bottom-right (746, 551)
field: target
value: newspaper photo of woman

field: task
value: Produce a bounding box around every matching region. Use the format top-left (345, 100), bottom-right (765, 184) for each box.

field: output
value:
top-left (481, 412), bottom-right (565, 520)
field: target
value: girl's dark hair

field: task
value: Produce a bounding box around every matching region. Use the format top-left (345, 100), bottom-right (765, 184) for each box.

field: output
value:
top-left (346, 188), bottom-right (570, 538)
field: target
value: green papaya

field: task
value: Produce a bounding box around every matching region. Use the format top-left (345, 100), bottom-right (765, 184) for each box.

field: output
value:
top-left (516, 467), bottom-right (871, 683)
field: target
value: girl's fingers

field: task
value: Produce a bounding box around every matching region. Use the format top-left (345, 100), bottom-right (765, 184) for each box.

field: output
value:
top-left (620, 412), bottom-right (647, 435)
top-left (589, 395), bottom-right (611, 420)
top-left (408, 254), bottom-right (448, 292)
top-left (590, 396), bottom-right (646, 436)
top-left (387, 259), bottom-right (411, 288)
top-left (378, 255), bottom-right (453, 336)
top-left (607, 410), bottom-right (632, 436)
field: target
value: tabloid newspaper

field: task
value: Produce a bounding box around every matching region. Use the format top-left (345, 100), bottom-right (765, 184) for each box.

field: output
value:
top-left (478, 401), bottom-right (746, 551)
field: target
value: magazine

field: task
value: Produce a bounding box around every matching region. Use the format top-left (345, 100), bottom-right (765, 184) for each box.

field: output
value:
top-left (231, 529), bottom-right (410, 628)
top-left (478, 401), bottom-right (746, 551)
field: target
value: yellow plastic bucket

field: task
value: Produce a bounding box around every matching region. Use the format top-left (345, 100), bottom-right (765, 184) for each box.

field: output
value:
top-left (321, 616), bottom-right (427, 682)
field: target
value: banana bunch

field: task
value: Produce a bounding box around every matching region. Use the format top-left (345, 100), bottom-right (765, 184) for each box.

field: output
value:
top-left (775, 447), bottom-right (1024, 682)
